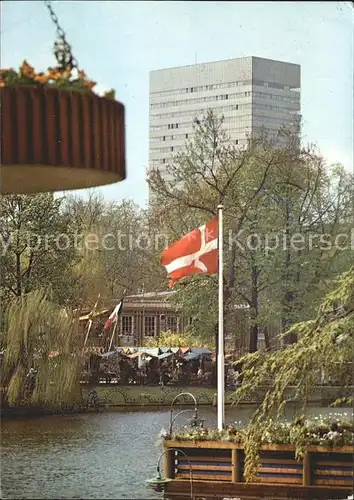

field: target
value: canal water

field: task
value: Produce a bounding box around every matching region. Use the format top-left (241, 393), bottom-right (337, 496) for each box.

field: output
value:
top-left (1, 406), bottom-right (352, 499)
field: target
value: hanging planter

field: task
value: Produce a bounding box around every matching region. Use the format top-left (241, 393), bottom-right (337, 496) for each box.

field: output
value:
top-left (0, 2), bottom-right (126, 195)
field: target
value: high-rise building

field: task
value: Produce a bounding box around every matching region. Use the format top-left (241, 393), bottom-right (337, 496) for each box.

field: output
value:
top-left (148, 56), bottom-right (301, 188)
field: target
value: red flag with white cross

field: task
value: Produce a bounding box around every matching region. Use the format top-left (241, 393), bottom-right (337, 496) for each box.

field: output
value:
top-left (161, 217), bottom-right (218, 287)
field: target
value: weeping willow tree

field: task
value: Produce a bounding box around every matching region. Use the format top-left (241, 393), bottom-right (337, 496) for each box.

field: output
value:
top-left (231, 267), bottom-right (354, 481)
top-left (1, 289), bottom-right (83, 412)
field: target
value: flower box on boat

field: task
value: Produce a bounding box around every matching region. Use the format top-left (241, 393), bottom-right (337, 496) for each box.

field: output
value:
top-left (163, 439), bottom-right (354, 499)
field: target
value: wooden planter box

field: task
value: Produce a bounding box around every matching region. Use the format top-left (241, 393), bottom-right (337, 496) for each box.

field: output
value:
top-left (163, 439), bottom-right (353, 499)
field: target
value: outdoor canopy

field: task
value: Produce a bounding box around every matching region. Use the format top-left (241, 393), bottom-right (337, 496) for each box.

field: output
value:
top-left (136, 347), bottom-right (160, 357)
top-left (100, 348), bottom-right (125, 359)
top-left (158, 352), bottom-right (174, 360)
top-left (183, 347), bottom-right (212, 361)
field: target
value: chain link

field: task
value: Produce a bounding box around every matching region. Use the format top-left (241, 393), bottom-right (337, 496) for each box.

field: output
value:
top-left (44, 0), bottom-right (79, 71)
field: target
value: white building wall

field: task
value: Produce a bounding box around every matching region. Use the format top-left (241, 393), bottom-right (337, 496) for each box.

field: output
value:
top-left (149, 56), bottom-right (301, 197)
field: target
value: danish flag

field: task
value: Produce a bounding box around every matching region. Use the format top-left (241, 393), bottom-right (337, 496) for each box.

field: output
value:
top-left (161, 217), bottom-right (218, 287)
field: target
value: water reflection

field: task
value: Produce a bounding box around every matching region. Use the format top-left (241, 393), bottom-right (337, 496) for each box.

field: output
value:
top-left (1, 406), bottom-right (352, 499)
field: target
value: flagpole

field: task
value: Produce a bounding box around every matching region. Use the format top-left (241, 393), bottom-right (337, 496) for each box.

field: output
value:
top-left (83, 319), bottom-right (92, 349)
top-left (83, 293), bottom-right (100, 349)
top-left (217, 204), bottom-right (225, 430)
top-left (108, 289), bottom-right (126, 352)
top-left (108, 319), bottom-right (118, 352)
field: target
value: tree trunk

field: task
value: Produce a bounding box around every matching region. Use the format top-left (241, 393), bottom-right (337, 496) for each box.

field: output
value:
top-left (263, 326), bottom-right (271, 350)
top-left (248, 262), bottom-right (259, 353)
top-left (15, 251), bottom-right (21, 296)
top-left (249, 322), bottom-right (258, 353)
top-left (24, 252), bottom-right (34, 294)
top-left (281, 200), bottom-right (297, 345)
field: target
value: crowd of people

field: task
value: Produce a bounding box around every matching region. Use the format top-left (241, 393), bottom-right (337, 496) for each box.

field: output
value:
top-left (82, 349), bottom-right (243, 388)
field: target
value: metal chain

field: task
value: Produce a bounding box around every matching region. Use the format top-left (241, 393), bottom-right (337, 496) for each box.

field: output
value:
top-left (44, 0), bottom-right (79, 71)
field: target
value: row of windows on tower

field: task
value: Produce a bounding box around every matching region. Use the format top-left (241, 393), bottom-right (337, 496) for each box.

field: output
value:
top-left (185, 85), bottom-right (232, 94)
top-left (167, 124), bottom-right (178, 129)
top-left (183, 91), bottom-right (230, 100)
top-left (162, 134), bottom-right (188, 141)
top-left (160, 138), bottom-right (239, 163)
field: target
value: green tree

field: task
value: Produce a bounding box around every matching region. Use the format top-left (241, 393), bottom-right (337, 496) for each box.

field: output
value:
top-left (232, 267), bottom-right (354, 481)
top-left (0, 194), bottom-right (82, 306)
top-left (234, 147), bottom-right (354, 350)
top-left (1, 289), bottom-right (82, 410)
top-left (145, 330), bottom-right (212, 348)
top-left (148, 110), bottom-right (278, 346)
top-left (62, 194), bottom-right (165, 310)
top-left (148, 110), bottom-right (354, 353)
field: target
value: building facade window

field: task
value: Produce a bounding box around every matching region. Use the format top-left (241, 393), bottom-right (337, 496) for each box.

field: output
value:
top-left (166, 316), bottom-right (178, 332)
top-left (121, 316), bottom-right (134, 336)
top-left (144, 316), bottom-right (156, 337)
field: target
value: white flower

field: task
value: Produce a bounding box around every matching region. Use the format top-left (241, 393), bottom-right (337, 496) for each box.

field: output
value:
top-left (158, 428), bottom-right (169, 438)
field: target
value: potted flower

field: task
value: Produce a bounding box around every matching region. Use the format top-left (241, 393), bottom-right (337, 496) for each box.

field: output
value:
top-left (0, 5), bottom-right (125, 195)
top-left (0, 60), bottom-right (114, 98)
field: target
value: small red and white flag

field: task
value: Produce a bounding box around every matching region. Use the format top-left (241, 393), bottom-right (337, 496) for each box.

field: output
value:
top-left (161, 217), bottom-right (218, 287)
top-left (104, 299), bottom-right (123, 329)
